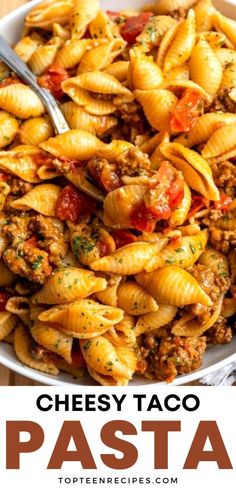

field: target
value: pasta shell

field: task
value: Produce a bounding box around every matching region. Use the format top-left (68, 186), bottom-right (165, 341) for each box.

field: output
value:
top-left (80, 336), bottom-right (133, 379)
top-left (136, 266), bottom-right (212, 306)
top-left (202, 125), bottom-right (236, 158)
top-left (104, 185), bottom-right (148, 228)
top-left (61, 81), bottom-right (116, 115)
top-left (163, 10), bottom-right (196, 73)
top-left (19, 117), bottom-right (54, 145)
top-left (90, 242), bottom-right (164, 275)
top-left (199, 248), bottom-right (229, 279)
top-left (0, 111), bottom-right (18, 149)
top-left (214, 48), bottom-right (236, 66)
top-left (25, 0), bottom-right (74, 29)
top-left (135, 89), bottom-right (178, 131)
top-left (6, 297), bottom-right (30, 325)
top-left (157, 21), bottom-right (180, 69)
top-left (189, 38), bottom-right (223, 95)
top-left (0, 84), bottom-right (45, 119)
top-left (128, 48), bottom-right (163, 90)
top-left (38, 300), bottom-right (124, 338)
top-left (32, 267), bottom-right (107, 304)
top-left (53, 22), bottom-right (70, 41)
top-left (77, 40), bottom-right (126, 74)
top-left (11, 184), bottom-right (61, 216)
top-left (0, 312), bottom-right (17, 341)
top-left (0, 146), bottom-right (43, 183)
top-left (117, 282), bottom-right (159, 315)
top-left (55, 40), bottom-right (88, 68)
top-left (135, 304), bottom-right (177, 336)
top-left (145, 230), bottom-right (208, 272)
top-left (194, 0), bottom-right (215, 32)
top-left (87, 368), bottom-right (128, 386)
top-left (104, 61), bottom-right (130, 82)
top-left (221, 297), bottom-right (236, 318)
top-left (28, 39), bottom-right (61, 75)
top-left (109, 314), bottom-right (136, 346)
top-left (61, 102), bottom-right (117, 136)
top-left (40, 129), bottom-right (104, 159)
top-left (169, 182), bottom-right (191, 227)
top-left (31, 322), bottom-right (73, 363)
top-left (220, 62), bottom-right (236, 90)
top-left (97, 140), bottom-right (133, 161)
top-left (137, 15), bottom-right (177, 49)
top-left (70, 0), bottom-right (99, 39)
top-left (160, 142), bottom-right (220, 200)
top-left (172, 294), bottom-right (224, 336)
top-left (14, 36), bottom-right (42, 63)
top-left (175, 112), bottom-right (236, 147)
top-left (95, 275), bottom-right (122, 306)
top-left (66, 72), bottom-right (131, 96)
top-left (213, 11), bottom-right (236, 48)
top-left (89, 11), bottom-right (117, 39)
top-left (149, 0), bottom-right (197, 15)
top-left (14, 324), bottom-right (59, 375)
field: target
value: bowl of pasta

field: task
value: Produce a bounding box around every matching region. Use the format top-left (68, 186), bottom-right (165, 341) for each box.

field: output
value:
top-left (0, 0), bottom-right (235, 387)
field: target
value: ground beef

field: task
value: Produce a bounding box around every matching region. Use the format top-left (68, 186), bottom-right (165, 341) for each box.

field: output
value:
top-left (117, 146), bottom-right (151, 176)
top-left (87, 157), bottom-right (122, 192)
top-left (117, 101), bottom-right (143, 125)
top-left (208, 227), bottom-right (236, 254)
top-left (11, 179), bottom-right (33, 196)
top-left (138, 335), bottom-right (206, 382)
top-left (28, 215), bottom-right (68, 265)
top-left (211, 160), bottom-right (236, 197)
top-left (3, 242), bottom-right (51, 284)
top-left (170, 7), bottom-right (187, 20)
top-left (3, 216), bottom-right (30, 246)
top-left (207, 317), bottom-right (233, 345)
top-left (207, 88), bottom-right (236, 113)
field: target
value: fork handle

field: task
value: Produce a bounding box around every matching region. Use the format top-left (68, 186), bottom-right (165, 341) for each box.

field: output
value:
top-left (0, 34), bottom-right (69, 134)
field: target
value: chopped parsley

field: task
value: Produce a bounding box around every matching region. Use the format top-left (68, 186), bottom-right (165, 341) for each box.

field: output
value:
top-left (31, 255), bottom-right (44, 271)
top-left (165, 256), bottom-right (176, 265)
top-left (189, 243), bottom-right (196, 254)
top-left (175, 247), bottom-right (184, 253)
top-left (72, 236), bottom-right (95, 258)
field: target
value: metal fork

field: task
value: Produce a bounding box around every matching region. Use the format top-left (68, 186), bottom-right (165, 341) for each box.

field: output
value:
top-left (0, 34), bottom-right (104, 201)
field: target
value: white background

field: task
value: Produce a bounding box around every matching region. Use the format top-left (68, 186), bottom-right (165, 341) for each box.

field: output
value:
top-left (0, 386), bottom-right (236, 494)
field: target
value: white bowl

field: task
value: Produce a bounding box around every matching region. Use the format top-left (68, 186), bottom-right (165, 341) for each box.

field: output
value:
top-left (0, 0), bottom-right (235, 386)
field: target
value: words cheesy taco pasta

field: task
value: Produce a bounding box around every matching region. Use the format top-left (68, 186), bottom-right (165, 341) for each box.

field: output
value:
top-left (0, 0), bottom-right (235, 385)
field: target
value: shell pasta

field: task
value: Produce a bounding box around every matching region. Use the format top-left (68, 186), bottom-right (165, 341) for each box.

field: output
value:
top-left (0, 0), bottom-right (235, 385)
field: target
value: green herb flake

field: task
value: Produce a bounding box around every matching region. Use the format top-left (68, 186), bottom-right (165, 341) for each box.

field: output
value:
top-left (31, 255), bottom-right (44, 270)
top-left (189, 243), bottom-right (196, 254)
top-left (72, 236), bottom-right (95, 258)
top-left (175, 247), bottom-right (184, 253)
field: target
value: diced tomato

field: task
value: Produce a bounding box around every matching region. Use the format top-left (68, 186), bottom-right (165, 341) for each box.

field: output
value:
top-left (38, 63), bottom-right (69, 100)
top-left (130, 162), bottom-right (184, 232)
top-left (55, 185), bottom-right (97, 223)
top-left (98, 240), bottom-right (111, 257)
top-left (170, 89), bottom-right (204, 133)
top-left (130, 203), bottom-right (157, 234)
top-left (0, 291), bottom-right (10, 312)
top-left (112, 230), bottom-right (137, 249)
top-left (214, 193), bottom-right (232, 211)
top-left (25, 236), bottom-right (38, 248)
top-left (167, 178), bottom-right (184, 208)
top-left (120, 12), bottom-right (154, 45)
top-left (187, 194), bottom-right (209, 218)
top-left (0, 171), bottom-right (10, 181)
